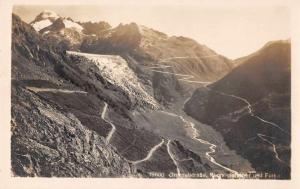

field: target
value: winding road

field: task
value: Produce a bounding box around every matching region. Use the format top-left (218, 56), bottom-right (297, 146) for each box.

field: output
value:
top-left (100, 102), bottom-right (116, 144)
top-left (143, 55), bottom-right (289, 171)
top-left (208, 87), bottom-right (290, 135)
top-left (27, 52), bottom-right (288, 176)
top-left (27, 86), bottom-right (117, 145)
top-left (26, 86), bottom-right (87, 94)
top-left (158, 55), bottom-right (221, 63)
top-left (189, 121), bottom-right (246, 177)
top-left (205, 86), bottom-right (289, 164)
top-left (127, 139), bottom-right (165, 165)
top-left (142, 56), bottom-right (215, 84)
top-left (167, 140), bottom-right (181, 177)
top-left (257, 133), bottom-right (284, 163)
top-left (143, 68), bottom-right (212, 84)
top-left (160, 111), bottom-right (241, 176)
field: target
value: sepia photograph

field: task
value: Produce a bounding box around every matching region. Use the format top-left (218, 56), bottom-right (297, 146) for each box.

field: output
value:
top-left (1, 0), bottom-right (300, 188)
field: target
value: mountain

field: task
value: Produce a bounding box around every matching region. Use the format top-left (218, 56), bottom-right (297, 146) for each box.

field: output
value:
top-left (233, 39), bottom-right (290, 67)
top-left (14, 13), bottom-right (246, 178)
top-left (81, 23), bottom-right (233, 81)
top-left (31, 10), bottom-right (83, 33)
top-left (30, 10), bottom-right (60, 31)
top-left (184, 40), bottom-right (291, 178)
top-left (30, 10), bottom-right (107, 50)
top-left (80, 22), bottom-right (234, 106)
top-left (28, 10), bottom-right (236, 108)
top-left (12, 13), bottom-right (138, 177)
top-left (18, 8), bottom-right (296, 178)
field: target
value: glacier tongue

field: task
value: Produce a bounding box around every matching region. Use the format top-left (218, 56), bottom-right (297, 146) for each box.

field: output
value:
top-left (67, 51), bottom-right (160, 110)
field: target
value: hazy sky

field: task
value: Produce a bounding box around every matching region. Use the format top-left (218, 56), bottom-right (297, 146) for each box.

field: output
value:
top-left (13, 5), bottom-right (290, 59)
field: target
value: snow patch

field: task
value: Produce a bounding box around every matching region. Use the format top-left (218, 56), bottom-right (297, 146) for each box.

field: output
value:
top-left (67, 51), bottom-right (160, 110)
top-left (31, 19), bottom-right (53, 31)
top-left (63, 19), bottom-right (83, 32)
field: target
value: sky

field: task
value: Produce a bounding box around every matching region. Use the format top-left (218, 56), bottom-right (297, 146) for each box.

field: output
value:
top-left (13, 5), bottom-right (290, 59)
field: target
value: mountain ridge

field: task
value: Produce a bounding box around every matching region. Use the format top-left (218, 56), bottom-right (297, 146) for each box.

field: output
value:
top-left (29, 10), bottom-right (234, 82)
top-left (184, 39), bottom-right (291, 178)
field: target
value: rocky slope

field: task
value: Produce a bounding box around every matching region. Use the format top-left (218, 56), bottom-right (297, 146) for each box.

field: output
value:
top-left (81, 23), bottom-right (233, 81)
top-left (66, 51), bottom-right (160, 110)
top-left (184, 40), bottom-right (291, 179)
top-left (80, 23), bottom-right (233, 106)
top-left (28, 10), bottom-right (235, 107)
top-left (12, 13), bottom-right (138, 177)
top-left (13, 13), bottom-right (244, 178)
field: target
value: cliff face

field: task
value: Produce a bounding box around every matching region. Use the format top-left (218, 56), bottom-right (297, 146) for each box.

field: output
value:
top-left (184, 40), bottom-right (291, 178)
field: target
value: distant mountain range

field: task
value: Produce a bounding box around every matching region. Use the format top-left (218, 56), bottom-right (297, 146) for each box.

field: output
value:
top-left (11, 10), bottom-right (290, 179)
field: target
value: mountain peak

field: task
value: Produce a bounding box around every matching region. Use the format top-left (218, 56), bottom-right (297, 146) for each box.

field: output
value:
top-left (30, 10), bottom-right (60, 31)
top-left (32, 10), bottom-right (60, 23)
top-left (31, 11), bottom-right (84, 34)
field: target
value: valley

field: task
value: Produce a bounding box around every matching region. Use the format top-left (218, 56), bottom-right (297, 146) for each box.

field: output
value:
top-left (10, 10), bottom-right (291, 179)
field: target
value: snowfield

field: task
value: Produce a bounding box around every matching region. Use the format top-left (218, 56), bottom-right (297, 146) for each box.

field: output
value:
top-left (67, 51), bottom-right (160, 110)
top-left (63, 19), bottom-right (83, 32)
top-left (31, 19), bottom-right (53, 31)
top-left (31, 18), bottom-right (83, 33)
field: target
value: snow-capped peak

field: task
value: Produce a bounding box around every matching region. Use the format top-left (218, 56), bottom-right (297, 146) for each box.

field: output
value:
top-left (31, 11), bottom-right (83, 33)
top-left (36, 10), bottom-right (59, 21)
top-left (31, 19), bottom-right (53, 32)
top-left (31, 10), bottom-right (60, 31)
